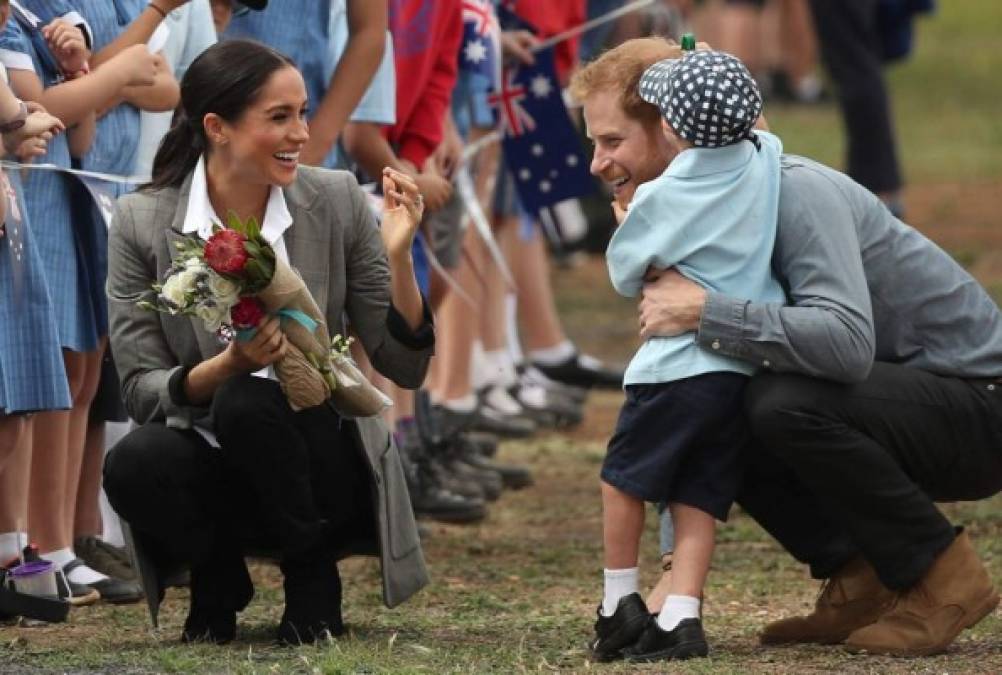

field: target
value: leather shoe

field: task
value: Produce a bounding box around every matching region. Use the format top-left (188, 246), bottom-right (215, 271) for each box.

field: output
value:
top-left (589, 593), bottom-right (649, 662)
top-left (532, 352), bottom-right (623, 390)
top-left (845, 530), bottom-right (1000, 656)
top-left (278, 556), bottom-right (345, 645)
top-left (760, 555), bottom-right (894, 645)
top-left (622, 617), bottom-right (709, 662)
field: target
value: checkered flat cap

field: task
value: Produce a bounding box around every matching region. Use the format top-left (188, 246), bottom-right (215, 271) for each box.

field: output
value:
top-left (638, 50), bottom-right (763, 148)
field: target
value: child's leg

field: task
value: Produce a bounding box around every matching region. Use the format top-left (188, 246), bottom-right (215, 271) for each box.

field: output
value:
top-left (601, 480), bottom-right (645, 614)
top-left (646, 504), bottom-right (675, 613)
top-left (657, 502), bottom-right (715, 630)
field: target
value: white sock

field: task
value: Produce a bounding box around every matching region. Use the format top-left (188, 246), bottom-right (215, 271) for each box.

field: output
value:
top-left (483, 349), bottom-right (518, 389)
top-left (0, 532), bottom-right (25, 563)
top-left (529, 340), bottom-right (576, 366)
top-left (441, 394), bottom-right (476, 413)
top-left (657, 594), bottom-right (701, 631)
top-left (42, 547), bottom-right (108, 584)
top-left (602, 567), bottom-right (639, 617)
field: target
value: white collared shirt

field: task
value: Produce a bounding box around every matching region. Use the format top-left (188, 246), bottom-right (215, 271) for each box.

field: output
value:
top-left (184, 156), bottom-right (293, 382)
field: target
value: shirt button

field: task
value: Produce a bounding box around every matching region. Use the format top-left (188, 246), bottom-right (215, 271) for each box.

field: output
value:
top-left (763, 360), bottom-right (771, 368)
top-left (711, 340), bottom-right (721, 350)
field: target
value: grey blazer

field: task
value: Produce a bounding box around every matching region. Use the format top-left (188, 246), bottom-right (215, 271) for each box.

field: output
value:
top-left (106, 166), bottom-right (431, 608)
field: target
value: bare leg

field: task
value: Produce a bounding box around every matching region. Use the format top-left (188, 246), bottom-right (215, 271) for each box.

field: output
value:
top-left (73, 419), bottom-right (105, 538)
top-left (29, 354), bottom-right (79, 553)
top-left (510, 229), bottom-right (566, 352)
top-left (62, 340), bottom-right (106, 539)
top-left (602, 481), bottom-right (644, 569)
top-left (667, 502), bottom-right (715, 598)
top-left (780, 0), bottom-right (820, 89)
top-left (718, 3), bottom-right (763, 75)
top-left (0, 416), bottom-right (32, 534)
top-left (431, 229), bottom-right (484, 403)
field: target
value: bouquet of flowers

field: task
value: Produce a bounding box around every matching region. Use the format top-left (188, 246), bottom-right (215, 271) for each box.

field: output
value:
top-left (139, 213), bottom-right (391, 416)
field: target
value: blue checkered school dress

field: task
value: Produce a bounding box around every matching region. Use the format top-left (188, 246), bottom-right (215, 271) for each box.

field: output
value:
top-left (0, 3), bottom-right (104, 352)
top-left (0, 172), bottom-right (72, 414)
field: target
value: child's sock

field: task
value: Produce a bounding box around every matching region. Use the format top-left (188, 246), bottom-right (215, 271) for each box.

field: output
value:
top-left (42, 546), bottom-right (108, 584)
top-left (657, 594), bottom-right (701, 631)
top-left (602, 567), bottom-right (639, 616)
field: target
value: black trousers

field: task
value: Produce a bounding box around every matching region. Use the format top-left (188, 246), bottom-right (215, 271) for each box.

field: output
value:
top-left (103, 376), bottom-right (375, 571)
top-left (808, 0), bottom-right (902, 194)
top-left (739, 362), bottom-right (1002, 590)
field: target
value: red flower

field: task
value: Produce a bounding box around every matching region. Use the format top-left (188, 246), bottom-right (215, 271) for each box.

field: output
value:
top-left (231, 296), bottom-right (265, 329)
top-left (204, 229), bottom-right (248, 275)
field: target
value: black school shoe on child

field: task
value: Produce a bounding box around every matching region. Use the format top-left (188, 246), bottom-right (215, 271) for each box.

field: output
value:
top-left (622, 616), bottom-right (709, 663)
top-left (589, 593), bottom-right (649, 662)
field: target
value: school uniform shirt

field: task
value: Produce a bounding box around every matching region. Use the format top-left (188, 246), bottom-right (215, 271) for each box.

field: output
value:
top-left (75, 0), bottom-right (143, 177)
top-left (386, 0), bottom-right (462, 168)
top-left (135, 0), bottom-right (216, 178)
top-left (606, 131), bottom-right (787, 385)
top-left (0, 1), bottom-right (104, 352)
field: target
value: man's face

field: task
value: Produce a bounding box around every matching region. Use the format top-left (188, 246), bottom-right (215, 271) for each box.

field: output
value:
top-left (583, 89), bottom-right (672, 208)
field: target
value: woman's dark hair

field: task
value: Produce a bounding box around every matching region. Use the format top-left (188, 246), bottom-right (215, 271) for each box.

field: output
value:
top-left (145, 39), bottom-right (296, 191)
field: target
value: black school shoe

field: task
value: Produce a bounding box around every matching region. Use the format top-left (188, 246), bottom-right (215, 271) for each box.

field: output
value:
top-left (622, 616), bottom-right (709, 663)
top-left (589, 593), bottom-right (649, 662)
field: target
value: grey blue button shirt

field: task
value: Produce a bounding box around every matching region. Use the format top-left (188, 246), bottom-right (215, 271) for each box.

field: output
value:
top-left (697, 154), bottom-right (1002, 382)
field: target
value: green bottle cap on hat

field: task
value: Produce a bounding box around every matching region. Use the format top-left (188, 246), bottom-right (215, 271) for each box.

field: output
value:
top-left (681, 33), bottom-right (696, 51)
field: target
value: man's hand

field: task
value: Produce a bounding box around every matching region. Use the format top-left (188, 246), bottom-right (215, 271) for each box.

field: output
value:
top-left (501, 30), bottom-right (537, 65)
top-left (638, 268), bottom-right (707, 339)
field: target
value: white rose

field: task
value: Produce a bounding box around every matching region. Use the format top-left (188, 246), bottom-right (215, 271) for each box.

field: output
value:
top-left (159, 273), bottom-right (188, 311)
top-left (206, 270), bottom-right (240, 306)
top-left (184, 257), bottom-right (205, 271)
top-left (193, 300), bottom-right (228, 331)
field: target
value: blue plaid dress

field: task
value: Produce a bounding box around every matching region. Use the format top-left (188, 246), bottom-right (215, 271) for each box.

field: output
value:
top-left (0, 172), bottom-right (72, 414)
top-left (0, 2), bottom-right (104, 352)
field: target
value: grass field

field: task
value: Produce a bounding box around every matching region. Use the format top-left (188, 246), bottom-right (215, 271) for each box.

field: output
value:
top-left (2, 1), bottom-right (1002, 672)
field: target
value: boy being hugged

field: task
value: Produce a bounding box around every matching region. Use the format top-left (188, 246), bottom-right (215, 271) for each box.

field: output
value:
top-left (591, 49), bottom-right (785, 663)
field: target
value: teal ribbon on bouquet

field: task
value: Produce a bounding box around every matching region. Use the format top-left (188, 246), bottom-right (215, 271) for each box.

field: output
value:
top-left (235, 308), bottom-right (318, 342)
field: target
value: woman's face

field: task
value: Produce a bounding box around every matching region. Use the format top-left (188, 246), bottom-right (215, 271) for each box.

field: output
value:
top-left (216, 66), bottom-right (309, 188)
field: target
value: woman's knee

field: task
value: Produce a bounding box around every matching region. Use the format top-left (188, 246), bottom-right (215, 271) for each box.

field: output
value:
top-left (211, 375), bottom-right (283, 432)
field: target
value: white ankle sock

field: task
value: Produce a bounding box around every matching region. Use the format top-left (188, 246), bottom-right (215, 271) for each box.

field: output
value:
top-left (602, 567), bottom-right (639, 617)
top-left (657, 594), bottom-right (700, 631)
top-left (441, 394), bottom-right (477, 413)
top-left (42, 547), bottom-right (107, 584)
top-left (0, 532), bottom-right (25, 563)
top-left (483, 349), bottom-right (518, 389)
top-left (528, 340), bottom-right (576, 366)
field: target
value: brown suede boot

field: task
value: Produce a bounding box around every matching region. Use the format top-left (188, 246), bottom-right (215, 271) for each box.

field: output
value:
top-left (760, 556), bottom-right (895, 645)
top-left (845, 530), bottom-right (1000, 657)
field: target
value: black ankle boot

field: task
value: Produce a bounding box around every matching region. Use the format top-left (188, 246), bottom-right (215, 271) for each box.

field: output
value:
top-left (277, 555), bottom-right (345, 645)
top-left (181, 549), bottom-right (253, 645)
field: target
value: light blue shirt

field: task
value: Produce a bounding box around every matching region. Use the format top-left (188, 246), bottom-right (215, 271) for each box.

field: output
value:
top-left (607, 131), bottom-right (787, 385)
top-left (136, 0), bottom-right (216, 178)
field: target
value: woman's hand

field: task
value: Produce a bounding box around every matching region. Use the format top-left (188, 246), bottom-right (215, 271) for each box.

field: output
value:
top-left (222, 316), bottom-right (288, 373)
top-left (381, 167), bottom-right (424, 259)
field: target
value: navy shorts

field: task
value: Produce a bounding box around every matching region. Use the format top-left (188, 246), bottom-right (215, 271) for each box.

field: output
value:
top-left (602, 372), bottom-right (750, 521)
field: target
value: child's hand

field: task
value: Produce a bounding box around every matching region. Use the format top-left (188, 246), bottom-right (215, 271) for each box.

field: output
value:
top-left (42, 20), bottom-right (90, 75)
top-left (381, 168), bottom-right (424, 259)
top-left (109, 44), bottom-right (159, 88)
top-left (2, 102), bottom-right (64, 157)
top-left (612, 200), bottom-right (627, 226)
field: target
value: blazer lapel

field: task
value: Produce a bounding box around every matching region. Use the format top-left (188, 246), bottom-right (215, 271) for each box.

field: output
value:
top-left (163, 175), bottom-right (223, 361)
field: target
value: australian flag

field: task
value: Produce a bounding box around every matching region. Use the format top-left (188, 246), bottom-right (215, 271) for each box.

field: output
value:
top-left (490, 48), bottom-right (592, 214)
top-left (460, 0), bottom-right (500, 86)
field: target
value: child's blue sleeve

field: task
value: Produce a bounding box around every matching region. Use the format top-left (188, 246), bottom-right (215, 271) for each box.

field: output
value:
top-left (0, 20), bottom-right (36, 73)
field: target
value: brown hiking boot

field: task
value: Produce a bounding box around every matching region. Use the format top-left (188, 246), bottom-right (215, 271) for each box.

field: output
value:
top-left (760, 556), bottom-right (894, 645)
top-left (845, 530), bottom-right (1000, 657)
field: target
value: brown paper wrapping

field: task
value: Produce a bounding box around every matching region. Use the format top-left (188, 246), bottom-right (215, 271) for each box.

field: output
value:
top-left (256, 258), bottom-right (390, 416)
